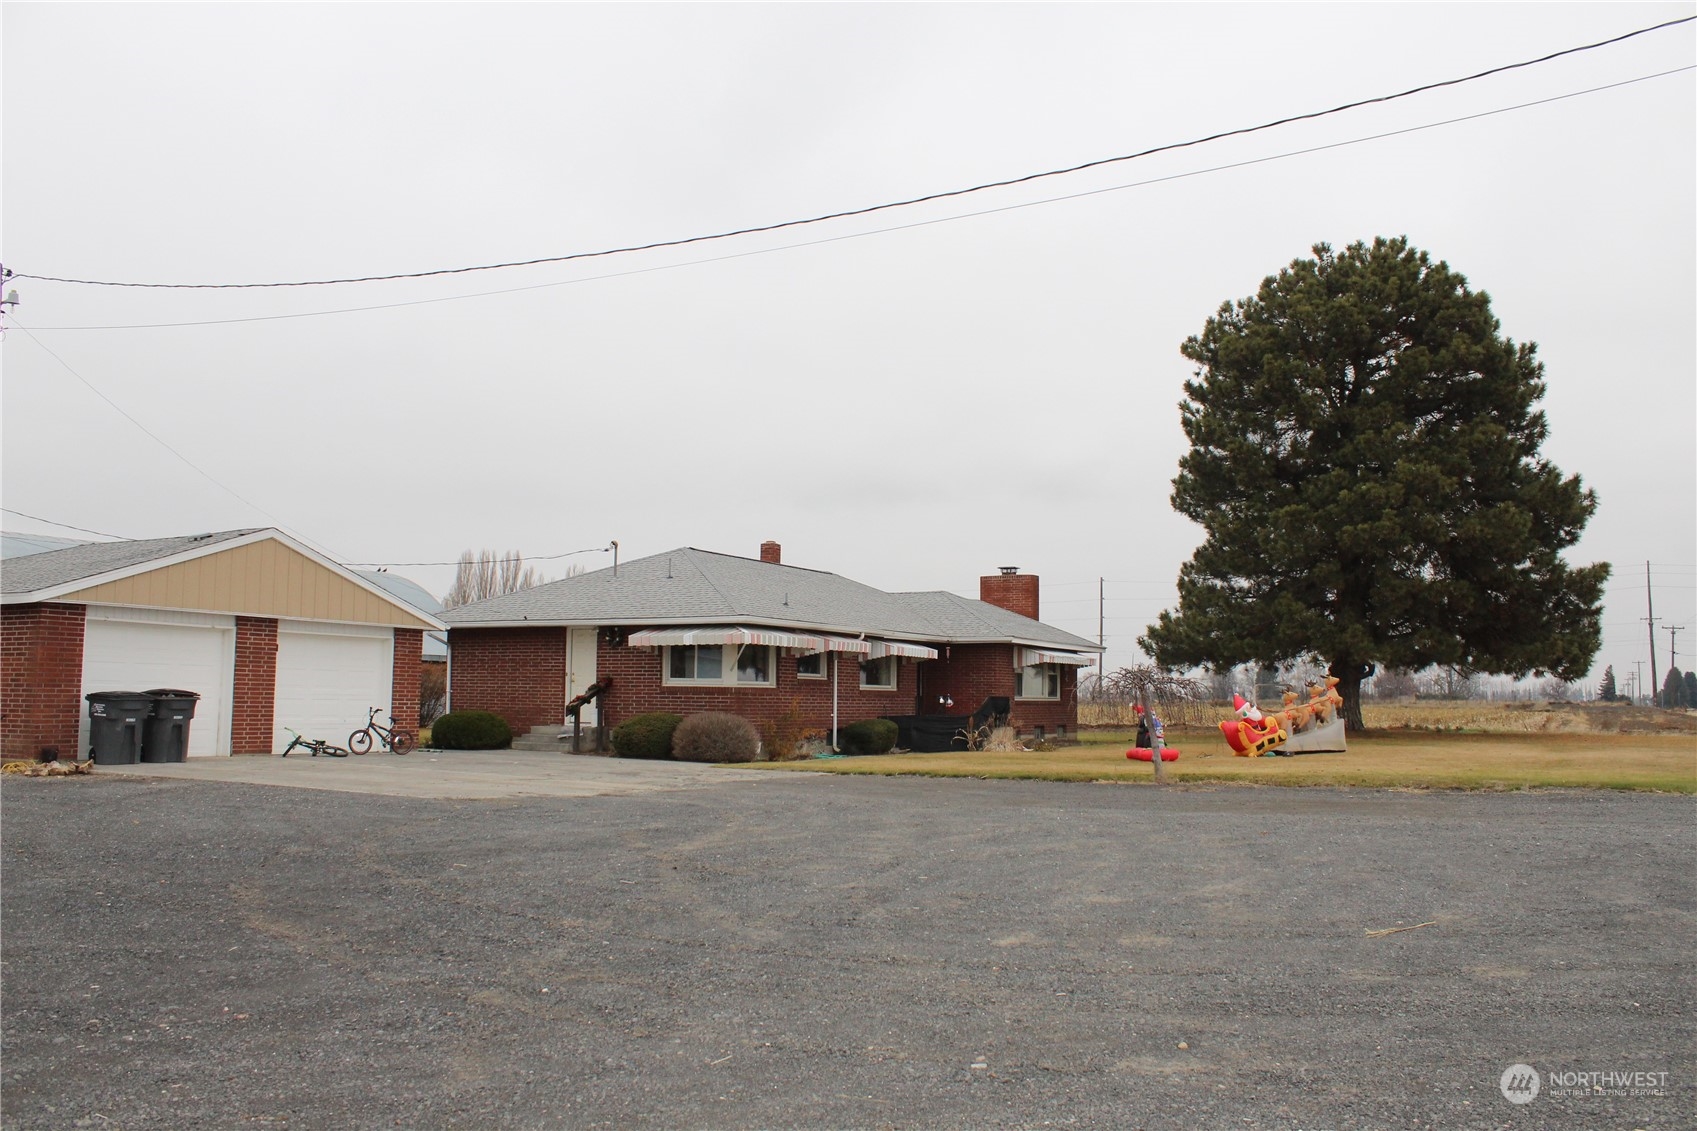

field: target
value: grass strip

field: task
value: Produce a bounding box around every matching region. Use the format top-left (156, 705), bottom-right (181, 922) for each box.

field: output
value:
top-left (748, 731), bottom-right (1696, 792)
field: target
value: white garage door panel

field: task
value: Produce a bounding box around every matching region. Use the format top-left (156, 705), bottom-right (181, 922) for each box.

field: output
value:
top-left (81, 620), bottom-right (229, 758)
top-left (274, 632), bottom-right (392, 753)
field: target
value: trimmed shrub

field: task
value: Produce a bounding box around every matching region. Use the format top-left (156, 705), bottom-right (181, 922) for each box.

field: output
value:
top-left (430, 710), bottom-right (512, 750)
top-left (612, 712), bottom-right (683, 759)
top-left (838, 718), bottom-right (898, 756)
top-left (672, 712), bottom-right (761, 764)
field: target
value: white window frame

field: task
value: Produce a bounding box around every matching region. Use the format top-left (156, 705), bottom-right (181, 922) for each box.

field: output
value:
top-left (663, 643), bottom-right (776, 688)
top-left (1016, 663), bottom-right (1062, 701)
top-left (859, 655), bottom-right (899, 691)
top-left (795, 652), bottom-right (827, 680)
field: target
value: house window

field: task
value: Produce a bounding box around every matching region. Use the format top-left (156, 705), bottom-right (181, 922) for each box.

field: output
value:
top-left (796, 653), bottom-right (827, 679)
top-left (669, 644), bottom-right (723, 681)
top-left (860, 656), bottom-right (898, 690)
top-left (664, 644), bottom-right (775, 687)
top-left (735, 644), bottom-right (771, 684)
top-left (1016, 663), bottom-right (1061, 700)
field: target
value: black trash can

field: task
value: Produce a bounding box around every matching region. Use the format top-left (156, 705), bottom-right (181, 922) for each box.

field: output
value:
top-left (141, 689), bottom-right (201, 763)
top-left (86, 692), bottom-right (153, 765)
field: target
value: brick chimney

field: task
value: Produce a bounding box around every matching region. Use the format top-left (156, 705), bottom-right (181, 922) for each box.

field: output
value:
top-left (760, 540), bottom-right (782, 565)
top-left (980, 566), bottom-right (1039, 621)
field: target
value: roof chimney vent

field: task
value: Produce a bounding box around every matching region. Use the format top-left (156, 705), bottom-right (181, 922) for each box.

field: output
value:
top-left (981, 568), bottom-right (1040, 620)
top-left (760, 540), bottom-right (782, 565)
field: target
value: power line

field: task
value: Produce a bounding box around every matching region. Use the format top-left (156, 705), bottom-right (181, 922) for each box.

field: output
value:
top-left (22, 64), bottom-right (1694, 333)
top-left (15, 15), bottom-right (1691, 292)
top-left (7, 322), bottom-right (344, 560)
top-left (343, 546), bottom-right (615, 568)
top-left (0, 508), bottom-right (128, 540)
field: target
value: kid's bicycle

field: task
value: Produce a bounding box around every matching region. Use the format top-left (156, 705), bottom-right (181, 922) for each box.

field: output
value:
top-left (281, 728), bottom-right (348, 758)
top-left (349, 707), bottom-right (414, 755)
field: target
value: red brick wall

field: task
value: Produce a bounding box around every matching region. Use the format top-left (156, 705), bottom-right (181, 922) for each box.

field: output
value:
top-left (1, 603), bottom-right (87, 761)
top-left (979, 572), bottom-right (1040, 620)
top-left (231, 617), bottom-right (277, 755)
top-left (446, 626), bottom-right (1079, 742)
top-left (391, 629), bottom-right (422, 737)
top-left (447, 627), bottom-right (568, 733)
top-left (917, 643), bottom-right (1079, 738)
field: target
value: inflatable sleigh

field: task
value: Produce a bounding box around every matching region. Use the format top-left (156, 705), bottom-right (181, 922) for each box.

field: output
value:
top-left (1221, 680), bottom-right (1347, 756)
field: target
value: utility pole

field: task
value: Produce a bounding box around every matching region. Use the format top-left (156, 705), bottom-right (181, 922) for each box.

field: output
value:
top-left (1097, 577), bottom-right (1105, 688)
top-left (1644, 562), bottom-right (1660, 706)
top-left (1666, 625), bottom-right (1686, 703)
top-left (1633, 660), bottom-right (1645, 705)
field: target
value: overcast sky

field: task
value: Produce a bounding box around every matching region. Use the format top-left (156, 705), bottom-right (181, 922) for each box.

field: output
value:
top-left (3, 3), bottom-right (1693, 691)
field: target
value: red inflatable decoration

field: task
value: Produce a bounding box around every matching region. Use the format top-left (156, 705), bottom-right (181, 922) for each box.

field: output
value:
top-left (1126, 747), bottom-right (1180, 762)
top-left (1220, 693), bottom-right (1288, 756)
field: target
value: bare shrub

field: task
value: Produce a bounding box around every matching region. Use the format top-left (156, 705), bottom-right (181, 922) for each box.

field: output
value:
top-left (419, 663), bottom-right (447, 727)
top-left (672, 712), bottom-right (761, 763)
top-left (1099, 665), bottom-right (1207, 728)
top-left (758, 700), bottom-right (810, 761)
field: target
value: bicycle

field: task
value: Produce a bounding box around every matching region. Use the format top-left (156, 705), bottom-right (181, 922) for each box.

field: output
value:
top-left (282, 728), bottom-right (348, 758)
top-left (348, 707), bottom-right (415, 755)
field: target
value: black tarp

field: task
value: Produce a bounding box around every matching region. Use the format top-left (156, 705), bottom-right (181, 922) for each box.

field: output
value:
top-left (883, 697), bottom-right (1010, 753)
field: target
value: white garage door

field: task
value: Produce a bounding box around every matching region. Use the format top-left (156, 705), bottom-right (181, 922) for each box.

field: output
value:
top-left (273, 624), bottom-right (393, 753)
top-left (80, 609), bottom-right (233, 759)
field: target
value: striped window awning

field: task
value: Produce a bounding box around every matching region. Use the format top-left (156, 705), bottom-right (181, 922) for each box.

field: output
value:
top-left (812, 634), bottom-right (873, 655)
top-left (1020, 648), bottom-right (1095, 667)
top-left (867, 639), bottom-right (940, 661)
top-left (628, 626), bottom-right (818, 650)
top-left (626, 627), bottom-right (869, 653)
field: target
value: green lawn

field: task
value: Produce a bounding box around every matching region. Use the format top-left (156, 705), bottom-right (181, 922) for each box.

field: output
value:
top-left (749, 729), bottom-right (1697, 792)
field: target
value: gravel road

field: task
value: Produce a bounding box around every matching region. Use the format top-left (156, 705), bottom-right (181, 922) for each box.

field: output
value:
top-left (3, 771), bottom-right (1691, 1130)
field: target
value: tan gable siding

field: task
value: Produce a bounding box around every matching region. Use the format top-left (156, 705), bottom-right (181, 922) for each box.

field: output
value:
top-left (59, 539), bottom-right (434, 629)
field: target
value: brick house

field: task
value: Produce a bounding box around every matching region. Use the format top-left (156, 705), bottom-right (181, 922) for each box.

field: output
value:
top-left (1, 529), bottom-right (443, 760)
top-left (441, 541), bottom-right (1100, 748)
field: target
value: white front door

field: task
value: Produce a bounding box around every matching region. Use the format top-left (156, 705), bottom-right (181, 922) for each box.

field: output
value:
top-left (566, 626), bottom-right (599, 726)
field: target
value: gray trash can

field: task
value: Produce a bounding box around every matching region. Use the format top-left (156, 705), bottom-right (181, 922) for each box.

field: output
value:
top-left (86, 692), bottom-right (153, 765)
top-left (141, 689), bottom-right (201, 763)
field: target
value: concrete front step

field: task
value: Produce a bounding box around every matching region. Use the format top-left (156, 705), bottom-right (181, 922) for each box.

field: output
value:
top-left (512, 725), bottom-right (606, 755)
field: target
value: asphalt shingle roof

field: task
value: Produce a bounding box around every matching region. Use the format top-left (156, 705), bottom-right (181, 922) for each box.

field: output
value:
top-left (440, 547), bottom-right (1098, 651)
top-left (1, 529), bottom-right (262, 596)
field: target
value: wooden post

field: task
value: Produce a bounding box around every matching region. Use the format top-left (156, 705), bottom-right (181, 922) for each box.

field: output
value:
top-left (1138, 684), bottom-right (1166, 784)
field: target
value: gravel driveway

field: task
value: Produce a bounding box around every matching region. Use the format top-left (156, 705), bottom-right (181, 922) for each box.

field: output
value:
top-left (2, 769), bottom-right (1691, 1129)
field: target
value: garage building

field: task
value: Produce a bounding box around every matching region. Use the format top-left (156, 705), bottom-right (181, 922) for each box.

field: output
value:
top-left (1, 528), bottom-right (443, 760)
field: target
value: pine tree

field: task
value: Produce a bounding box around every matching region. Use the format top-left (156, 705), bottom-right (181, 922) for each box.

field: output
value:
top-left (1598, 665), bottom-right (1617, 702)
top-left (1661, 667), bottom-right (1687, 710)
top-left (1142, 238), bottom-right (1609, 730)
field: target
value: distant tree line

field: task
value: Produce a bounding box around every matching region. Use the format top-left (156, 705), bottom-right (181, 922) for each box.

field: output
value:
top-left (1661, 667), bottom-right (1695, 709)
top-left (442, 549), bottom-right (546, 609)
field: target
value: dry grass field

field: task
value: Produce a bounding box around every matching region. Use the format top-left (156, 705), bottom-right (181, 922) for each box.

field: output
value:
top-left (758, 702), bottom-right (1697, 792)
top-left (1080, 698), bottom-right (1697, 735)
